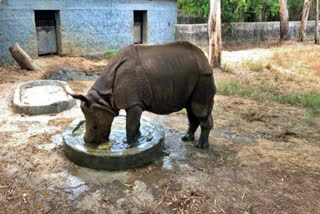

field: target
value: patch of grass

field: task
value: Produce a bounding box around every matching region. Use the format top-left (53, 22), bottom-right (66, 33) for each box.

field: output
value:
top-left (216, 80), bottom-right (320, 114)
top-left (221, 63), bottom-right (234, 73)
top-left (220, 152), bottom-right (237, 164)
top-left (272, 91), bottom-right (320, 114)
top-left (178, 109), bottom-right (187, 115)
top-left (236, 117), bottom-right (241, 129)
top-left (243, 60), bottom-right (265, 72)
top-left (304, 111), bottom-right (316, 125)
top-left (217, 80), bottom-right (252, 97)
top-left (274, 75), bottom-right (280, 82)
top-left (104, 50), bottom-right (117, 56)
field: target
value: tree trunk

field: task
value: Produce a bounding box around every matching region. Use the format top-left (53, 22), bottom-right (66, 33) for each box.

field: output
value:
top-left (208, 0), bottom-right (222, 68)
top-left (9, 43), bottom-right (44, 73)
top-left (316, 0), bottom-right (319, 44)
top-left (279, 0), bottom-right (290, 40)
top-left (298, 0), bottom-right (313, 42)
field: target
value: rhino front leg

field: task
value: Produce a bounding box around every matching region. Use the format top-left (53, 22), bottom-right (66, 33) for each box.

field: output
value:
top-left (126, 105), bottom-right (143, 145)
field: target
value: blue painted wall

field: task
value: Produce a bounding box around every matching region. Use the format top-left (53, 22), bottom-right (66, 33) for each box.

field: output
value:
top-left (0, 0), bottom-right (177, 64)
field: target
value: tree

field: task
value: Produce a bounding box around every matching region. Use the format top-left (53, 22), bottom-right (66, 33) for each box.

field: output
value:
top-left (208, 0), bottom-right (222, 68)
top-left (298, 0), bottom-right (313, 42)
top-left (316, 0), bottom-right (319, 44)
top-left (279, 0), bottom-right (290, 40)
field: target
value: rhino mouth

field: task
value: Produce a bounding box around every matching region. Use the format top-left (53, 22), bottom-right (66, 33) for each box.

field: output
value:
top-left (84, 132), bottom-right (110, 144)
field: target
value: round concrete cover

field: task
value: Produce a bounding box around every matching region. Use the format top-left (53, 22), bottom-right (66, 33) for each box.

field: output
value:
top-left (63, 116), bottom-right (165, 170)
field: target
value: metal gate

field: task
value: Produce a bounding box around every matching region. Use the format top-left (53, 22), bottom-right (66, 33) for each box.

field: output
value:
top-left (35, 11), bottom-right (58, 55)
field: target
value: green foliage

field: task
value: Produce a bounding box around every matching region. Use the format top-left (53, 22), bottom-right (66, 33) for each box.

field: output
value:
top-left (221, 0), bottom-right (247, 23)
top-left (104, 50), bottom-right (117, 56)
top-left (178, 0), bottom-right (210, 18)
top-left (287, 0), bottom-right (304, 21)
top-left (178, 0), bottom-right (280, 22)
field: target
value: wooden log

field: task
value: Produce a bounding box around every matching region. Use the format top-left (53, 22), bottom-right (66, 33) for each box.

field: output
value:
top-left (9, 43), bottom-right (44, 73)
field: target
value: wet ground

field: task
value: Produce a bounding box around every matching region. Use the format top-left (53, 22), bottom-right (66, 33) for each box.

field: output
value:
top-left (1, 42), bottom-right (320, 213)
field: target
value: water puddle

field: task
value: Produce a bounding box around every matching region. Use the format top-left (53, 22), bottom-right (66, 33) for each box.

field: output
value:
top-left (48, 70), bottom-right (98, 81)
top-left (61, 174), bottom-right (89, 201)
top-left (213, 126), bottom-right (255, 144)
top-left (69, 167), bottom-right (130, 185)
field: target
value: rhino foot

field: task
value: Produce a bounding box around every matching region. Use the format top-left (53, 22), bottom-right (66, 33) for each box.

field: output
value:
top-left (182, 133), bottom-right (195, 142)
top-left (195, 141), bottom-right (209, 149)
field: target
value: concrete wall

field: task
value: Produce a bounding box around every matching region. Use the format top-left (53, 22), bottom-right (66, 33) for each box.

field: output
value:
top-left (175, 21), bottom-right (320, 46)
top-left (0, 0), bottom-right (177, 65)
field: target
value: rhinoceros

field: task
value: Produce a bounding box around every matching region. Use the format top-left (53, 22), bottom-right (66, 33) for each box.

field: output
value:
top-left (70, 41), bottom-right (216, 149)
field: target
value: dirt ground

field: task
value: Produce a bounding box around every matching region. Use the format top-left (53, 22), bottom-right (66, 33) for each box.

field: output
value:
top-left (0, 41), bottom-right (320, 214)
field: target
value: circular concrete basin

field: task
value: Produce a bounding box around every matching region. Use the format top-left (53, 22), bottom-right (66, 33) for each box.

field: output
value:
top-left (13, 80), bottom-right (76, 115)
top-left (63, 116), bottom-right (165, 171)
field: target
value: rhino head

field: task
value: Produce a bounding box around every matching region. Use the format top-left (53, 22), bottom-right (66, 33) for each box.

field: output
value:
top-left (69, 92), bottom-right (118, 144)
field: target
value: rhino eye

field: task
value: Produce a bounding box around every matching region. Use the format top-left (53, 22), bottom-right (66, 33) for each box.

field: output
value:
top-left (93, 125), bottom-right (98, 130)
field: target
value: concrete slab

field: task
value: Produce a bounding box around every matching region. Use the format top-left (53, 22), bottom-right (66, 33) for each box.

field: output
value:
top-left (13, 80), bottom-right (76, 115)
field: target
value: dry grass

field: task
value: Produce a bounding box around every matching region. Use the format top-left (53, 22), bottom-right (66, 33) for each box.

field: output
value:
top-left (218, 41), bottom-right (320, 116)
top-left (270, 45), bottom-right (320, 77)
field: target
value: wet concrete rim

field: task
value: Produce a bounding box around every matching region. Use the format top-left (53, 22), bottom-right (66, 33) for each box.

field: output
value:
top-left (13, 80), bottom-right (76, 115)
top-left (62, 116), bottom-right (165, 171)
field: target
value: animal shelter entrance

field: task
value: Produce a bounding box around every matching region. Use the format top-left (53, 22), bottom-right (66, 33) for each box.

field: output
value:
top-left (35, 10), bottom-right (61, 56)
top-left (134, 11), bottom-right (147, 44)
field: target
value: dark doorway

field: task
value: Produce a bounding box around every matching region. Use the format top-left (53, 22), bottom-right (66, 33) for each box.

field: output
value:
top-left (134, 11), bottom-right (147, 44)
top-left (35, 10), bottom-right (60, 56)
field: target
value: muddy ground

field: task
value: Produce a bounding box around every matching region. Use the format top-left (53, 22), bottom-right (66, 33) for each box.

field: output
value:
top-left (0, 41), bottom-right (320, 214)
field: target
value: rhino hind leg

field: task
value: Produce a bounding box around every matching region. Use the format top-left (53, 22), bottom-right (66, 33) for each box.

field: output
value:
top-left (189, 93), bottom-right (214, 149)
top-left (126, 105), bottom-right (143, 145)
top-left (195, 114), bottom-right (213, 149)
top-left (182, 106), bottom-right (200, 142)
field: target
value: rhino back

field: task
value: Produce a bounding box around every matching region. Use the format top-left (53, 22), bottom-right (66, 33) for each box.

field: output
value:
top-left (137, 42), bottom-right (210, 114)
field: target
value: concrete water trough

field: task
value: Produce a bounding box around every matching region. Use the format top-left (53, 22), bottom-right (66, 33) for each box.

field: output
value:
top-left (13, 80), bottom-right (76, 115)
top-left (63, 116), bottom-right (165, 171)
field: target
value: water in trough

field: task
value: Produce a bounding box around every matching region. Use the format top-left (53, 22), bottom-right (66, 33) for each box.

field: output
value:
top-left (63, 115), bottom-right (165, 171)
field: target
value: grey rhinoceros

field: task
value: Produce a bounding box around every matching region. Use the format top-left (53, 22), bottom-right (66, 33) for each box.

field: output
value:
top-left (70, 41), bottom-right (216, 149)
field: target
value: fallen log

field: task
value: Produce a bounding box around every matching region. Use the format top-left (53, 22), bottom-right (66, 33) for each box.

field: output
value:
top-left (9, 43), bottom-right (44, 73)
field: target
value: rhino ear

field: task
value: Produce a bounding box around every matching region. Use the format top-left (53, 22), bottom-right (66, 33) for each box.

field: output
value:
top-left (68, 93), bottom-right (90, 106)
